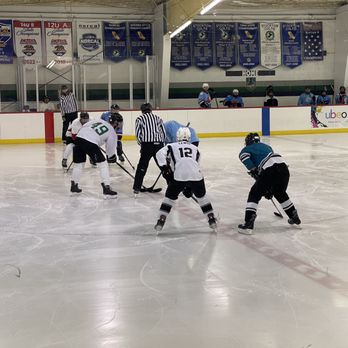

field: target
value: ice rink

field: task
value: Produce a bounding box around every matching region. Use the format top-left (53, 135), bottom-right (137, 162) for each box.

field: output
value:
top-left (1, 133), bottom-right (348, 348)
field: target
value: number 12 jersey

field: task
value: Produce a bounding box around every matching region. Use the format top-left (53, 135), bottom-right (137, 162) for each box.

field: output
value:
top-left (156, 141), bottom-right (203, 182)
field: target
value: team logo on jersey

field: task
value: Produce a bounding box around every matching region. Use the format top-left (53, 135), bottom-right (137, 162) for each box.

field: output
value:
top-left (79, 33), bottom-right (101, 51)
top-left (22, 44), bottom-right (35, 56)
top-left (53, 45), bottom-right (66, 56)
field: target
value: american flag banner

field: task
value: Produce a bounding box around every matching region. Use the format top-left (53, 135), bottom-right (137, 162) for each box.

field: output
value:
top-left (303, 22), bottom-right (323, 61)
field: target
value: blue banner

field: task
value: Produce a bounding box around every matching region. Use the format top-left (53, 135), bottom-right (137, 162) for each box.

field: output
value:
top-left (238, 23), bottom-right (260, 68)
top-left (0, 20), bottom-right (13, 64)
top-left (215, 23), bottom-right (237, 69)
top-left (129, 22), bottom-right (152, 61)
top-left (104, 22), bottom-right (127, 62)
top-left (171, 26), bottom-right (191, 70)
top-left (303, 22), bottom-right (323, 61)
top-left (281, 23), bottom-right (302, 69)
top-left (192, 23), bottom-right (213, 70)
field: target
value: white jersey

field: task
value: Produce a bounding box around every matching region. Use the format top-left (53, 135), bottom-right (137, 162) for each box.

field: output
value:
top-left (77, 120), bottom-right (117, 158)
top-left (156, 141), bottom-right (203, 181)
top-left (65, 118), bottom-right (84, 139)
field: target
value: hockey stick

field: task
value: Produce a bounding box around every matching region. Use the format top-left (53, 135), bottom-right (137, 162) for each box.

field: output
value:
top-left (141, 172), bottom-right (162, 193)
top-left (100, 147), bottom-right (162, 193)
top-left (271, 198), bottom-right (283, 218)
top-left (65, 160), bottom-right (73, 173)
top-left (122, 151), bottom-right (135, 170)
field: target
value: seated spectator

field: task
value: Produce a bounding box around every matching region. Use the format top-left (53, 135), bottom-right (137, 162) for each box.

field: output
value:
top-left (316, 90), bottom-right (331, 105)
top-left (297, 86), bottom-right (315, 106)
top-left (39, 96), bottom-right (56, 112)
top-left (198, 83), bottom-right (212, 108)
top-left (335, 86), bottom-right (348, 104)
top-left (223, 89), bottom-right (244, 108)
top-left (264, 89), bottom-right (278, 107)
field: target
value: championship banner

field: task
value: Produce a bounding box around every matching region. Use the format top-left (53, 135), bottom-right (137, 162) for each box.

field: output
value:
top-left (0, 20), bottom-right (13, 64)
top-left (77, 21), bottom-right (103, 64)
top-left (303, 22), bottom-right (323, 61)
top-left (260, 22), bottom-right (281, 69)
top-left (214, 23), bottom-right (237, 69)
top-left (170, 25), bottom-right (191, 70)
top-left (104, 22), bottom-right (127, 63)
top-left (281, 23), bottom-right (302, 69)
top-left (192, 22), bottom-right (213, 70)
top-left (45, 21), bottom-right (72, 68)
top-left (238, 23), bottom-right (260, 69)
top-left (14, 20), bottom-right (42, 65)
top-left (129, 22), bottom-right (152, 61)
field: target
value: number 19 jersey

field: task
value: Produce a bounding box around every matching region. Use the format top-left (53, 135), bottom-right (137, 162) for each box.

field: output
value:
top-left (156, 141), bottom-right (203, 182)
top-left (77, 120), bottom-right (117, 158)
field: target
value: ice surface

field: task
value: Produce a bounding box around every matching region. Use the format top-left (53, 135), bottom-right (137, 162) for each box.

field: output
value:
top-left (0, 134), bottom-right (348, 348)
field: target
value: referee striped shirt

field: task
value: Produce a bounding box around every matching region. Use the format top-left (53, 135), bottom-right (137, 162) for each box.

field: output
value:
top-left (60, 93), bottom-right (78, 115)
top-left (135, 112), bottom-right (166, 144)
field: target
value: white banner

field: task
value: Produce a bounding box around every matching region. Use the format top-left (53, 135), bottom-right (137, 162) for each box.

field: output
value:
top-left (45, 21), bottom-right (72, 69)
top-left (14, 20), bottom-right (42, 65)
top-left (76, 21), bottom-right (103, 64)
top-left (260, 22), bottom-right (281, 69)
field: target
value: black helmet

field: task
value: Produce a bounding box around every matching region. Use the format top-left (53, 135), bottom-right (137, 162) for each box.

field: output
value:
top-left (245, 132), bottom-right (260, 146)
top-left (140, 103), bottom-right (152, 113)
top-left (109, 112), bottom-right (122, 125)
top-left (80, 112), bottom-right (89, 119)
top-left (110, 104), bottom-right (120, 111)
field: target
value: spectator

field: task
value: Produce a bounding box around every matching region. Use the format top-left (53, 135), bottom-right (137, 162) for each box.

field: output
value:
top-left (297, 86), bottom-right (315, 106)
top-left (316, 90), bottom-right (331, 105)
top-left (198, 83), bottom-right (212, 108)
top-left (335, 86), bottom-right (348, 105)
top-left (223, 89), bottom-right (244, 108)
top-left (22, 105), bottom-right (30, 112)
top-left (264, 89), bottom-right (278, 107)
top-left (39, 96), bottom-right (56, 112)
top-left (59, 85), bottom-right (78, 143)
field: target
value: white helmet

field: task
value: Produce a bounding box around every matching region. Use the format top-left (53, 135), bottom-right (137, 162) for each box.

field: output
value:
top-left (176, 127), bottom-right (191, 142)
top-left (202, 83), bottom-right (209, 89)
top-left (233, 89), bottom-right (239, 94)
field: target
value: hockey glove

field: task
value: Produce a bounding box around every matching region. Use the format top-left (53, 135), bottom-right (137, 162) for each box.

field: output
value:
top-left (248, 168), bottom-right (259, 180)
top-left (264, 189), bottom-right (273, 200)
top-left (160, 165), bottom-right (173, 182)
top-left (107, 154), bottom-right (117, 163)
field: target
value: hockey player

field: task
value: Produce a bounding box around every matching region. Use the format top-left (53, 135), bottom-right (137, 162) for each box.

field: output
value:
top-left (297, 86), bottom-right (315, 106)
top-left (223, 89), bottom-right (244, 108)
top-left (101, 104), bottom-right (125, 162)
top-left (316, 90), bottom-right (331, 105)
top-left (70, 114), bottom-right (120, 197)
top-left (154, 127), bottom-right (217, 233)
top-left (164, 120), bottom-right (199, 146)
top-left (238, 132), bottom-right (301, 235)
top-left (62, 112), bottom-right (90, 168)
top-left (335, 86), bottom-right (348, 104)
top-left (198, 83), bottom-right (212, 108)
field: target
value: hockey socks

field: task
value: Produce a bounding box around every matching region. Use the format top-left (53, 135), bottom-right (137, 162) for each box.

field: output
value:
top-left (97, 161), bottom-right (111, 186)
top-left (280, 199), bottom-right (301, 225)
top-left (71, 162), bottom-right (84, 184)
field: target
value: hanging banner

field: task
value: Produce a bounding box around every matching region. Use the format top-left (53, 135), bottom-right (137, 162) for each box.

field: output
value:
top-left (192, 22), bottom-right (213, 70)
top-left (260, 22), bottom-right (281, 69)
top-left (77, 21), bottom-right (103, 64)
top-left (238, 23), bottom-right (260, 69)
top-left (303, 22), bottom-right (323, 61)
top-left (129, 22), bottom-right (152, 61)
top-left (14, 20), bottom-right (42, 65)
top-left (45, 21), bottom-right (72, 68)
top-left (281, 23), bottom-right (302, 69)
top-left (0, 20), bottom-right (13, 64)
top-left (104, 22), bottom-right (127, 63)
top-left (214, 23), bottom-right (237, 70)
top-left (171, 25), bottom-right (191, 70)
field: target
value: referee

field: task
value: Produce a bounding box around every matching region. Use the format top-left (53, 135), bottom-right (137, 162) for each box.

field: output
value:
top-left (133, 103), bottom-right (166, 195)
top-left (60, 85), bottom-right (78, 143)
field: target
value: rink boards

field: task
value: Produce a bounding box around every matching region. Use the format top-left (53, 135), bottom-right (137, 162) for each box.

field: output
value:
top-left (0, 105), bottom-right (348, 143)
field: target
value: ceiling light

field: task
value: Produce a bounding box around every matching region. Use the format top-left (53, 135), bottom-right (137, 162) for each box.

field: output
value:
top-left (200, 0), bottom-right (222, 15)
top-left (169, 20), bottom-right (192, 39)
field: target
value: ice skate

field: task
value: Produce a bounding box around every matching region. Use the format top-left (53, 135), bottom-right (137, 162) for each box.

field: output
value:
top-left (288, 209), bottom-right (301, 225)
top-left (70, 180), bottom-right (82, 194)
top-left (238, 213), bottom-right (256, 235)
top-left (118, 154), bottom-right (125, 162)
top-left (101, 183), bottom-right (117, 199)
top-left (133, 189), bottom-right (139, 198)
top-left (208, 213), bottom-right (217, 232)
top-left (154, 215), bottom-right (166, 234)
